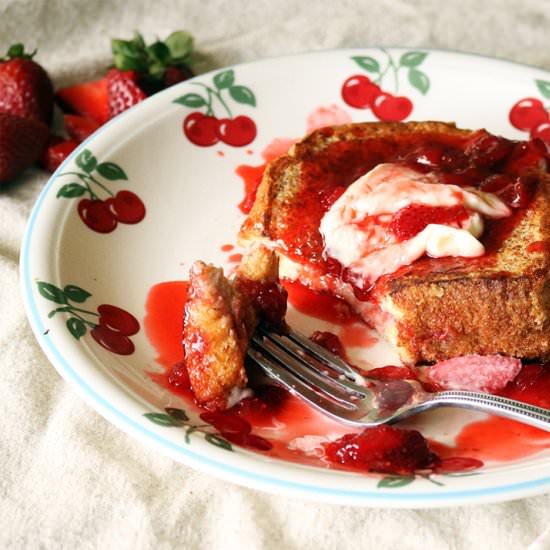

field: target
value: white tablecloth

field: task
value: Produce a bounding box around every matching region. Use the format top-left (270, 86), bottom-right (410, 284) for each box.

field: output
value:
top-left (2, 0), bottom-right (550, 548)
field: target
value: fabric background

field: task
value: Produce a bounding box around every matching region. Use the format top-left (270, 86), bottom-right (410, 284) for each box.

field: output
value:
top-left (2, 0), bottom-right (550, 548)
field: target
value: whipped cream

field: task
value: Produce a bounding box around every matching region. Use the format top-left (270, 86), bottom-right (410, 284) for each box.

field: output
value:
top-left (320, 163), bottom-right (511, 288)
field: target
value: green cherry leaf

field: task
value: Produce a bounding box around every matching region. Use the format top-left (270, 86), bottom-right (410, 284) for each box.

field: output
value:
top-left (37, 281), bottom-right (67, 304)
top-left (75, 149), bottom-right (97, 173)
top-left (165, 407), bottom-right (189, 422)
top-left (229, 85), bottom-right (256, 107)
top-left (96, 162), bottom-right (128, 181)
top-left (56, 183), bottom-right (86, 199)
top-left (47, 306), bottom-right (72, 318)
top-left (535, 79), bottom-right (550, 100)
top-left (143, 413), bottom-right (183, 427)
top-left (173, 93), bottom-right (206, 108)
top-left (351, 55), bottom-right (380, 73)
top-left (63, 285), bottom-right (91, 303)
top-left (408, 68), bottom-right (430, 94)
top-left (66, 317), bottom-right (86, 340)
top-left (213, 69), bottom-right (235, 89)
top-left (377, 475), bottom-right (416, 489)
top-left (400, 51), bottom-right (428, 68)
top-left (204, 433), bottom-right (233, 451)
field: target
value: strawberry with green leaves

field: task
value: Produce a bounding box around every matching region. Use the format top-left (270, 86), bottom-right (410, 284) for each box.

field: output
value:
top-left (56, 31), bottom-right (195, 123)
top-left (0, 43), bottom-right (54, 124)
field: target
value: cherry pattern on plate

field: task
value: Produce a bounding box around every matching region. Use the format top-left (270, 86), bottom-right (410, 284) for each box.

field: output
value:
top-left (341, 49), bottom-right (430, 121)
top-left (509, 80), bottom-right (550, 145)
top-left (56, 149), bottom-right (145, 234)
top-left (174, 69), bottom-right (257, 147)
top-left (36, 280), bottom-right (139, 355)
top-left (143, 406), bottom-right (272, 452)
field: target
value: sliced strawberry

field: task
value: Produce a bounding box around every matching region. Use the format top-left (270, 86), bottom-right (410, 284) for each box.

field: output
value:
top-left (39, 136), bottom-right (79, 173)
top-left (106, 68), bottom-right (147, 119)
top-left (63, 114), bottom-right (100, 142)
top-left (0, 112), bottom-right (48, 183)
top-left (56, 78), bottom-right (109, 124)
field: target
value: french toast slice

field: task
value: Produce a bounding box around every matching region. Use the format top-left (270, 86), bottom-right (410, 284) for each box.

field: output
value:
top-left (239, 121), bottom-right (550, 364)
top-left (183, 245), bottom-right (284, 409)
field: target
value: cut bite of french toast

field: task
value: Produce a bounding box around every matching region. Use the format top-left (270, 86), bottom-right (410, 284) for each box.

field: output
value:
top-left (183, 245), bottom-right (286, 409)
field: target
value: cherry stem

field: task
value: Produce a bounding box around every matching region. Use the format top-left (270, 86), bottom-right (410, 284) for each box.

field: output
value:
top-left (87, 173), bottom-right (114, 197)
top-left (49, 307), bottom-right (97, 327)
top-left (60, 171), bottom-right (115, 199)
top-left (381, 48), bottom-right (400, 94)
top-left (424, 474), bottom-right (445, 486)
top-left (191, 82), bottom-right (233, 118)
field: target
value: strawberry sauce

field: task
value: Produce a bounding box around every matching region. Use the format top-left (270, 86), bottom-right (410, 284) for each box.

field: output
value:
top-left (145, 280), bottom-right (550, 474)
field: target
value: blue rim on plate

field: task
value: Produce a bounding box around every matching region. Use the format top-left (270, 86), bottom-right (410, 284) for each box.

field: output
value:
top-left (20, 48), bottom-right (550, 507)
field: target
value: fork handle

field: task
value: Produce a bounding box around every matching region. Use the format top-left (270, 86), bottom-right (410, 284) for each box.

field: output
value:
top-left (431, 390), bottom-right (550, 432)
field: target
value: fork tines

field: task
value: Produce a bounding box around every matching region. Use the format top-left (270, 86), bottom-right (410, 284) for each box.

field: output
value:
top-left (247, 325), bottom-right (372, 422)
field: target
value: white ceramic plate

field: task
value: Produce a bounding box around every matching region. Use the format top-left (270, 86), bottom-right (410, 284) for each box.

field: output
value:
top-left (21, 49), bottom-right (550, 507)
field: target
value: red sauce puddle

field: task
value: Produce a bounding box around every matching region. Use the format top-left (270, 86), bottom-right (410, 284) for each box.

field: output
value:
top-left (145, 111), bottom-right (550, 473)
top-left (145, 281), bottom-right (550, 470)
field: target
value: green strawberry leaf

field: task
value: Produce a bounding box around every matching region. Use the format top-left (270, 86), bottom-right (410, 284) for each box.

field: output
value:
top-left (63, 285), bottom-right (91, 303)
top-left (146, 41), bottom-right (171, 64)
top-left (96, 162), bottom-right (127, 181)
top-left (229, 85), bottom-right (256, 107)
top-left (214, 70), bottom-right (235, 90)
top-left (165, 31), bottom-right (194, 62)
top-left (173, 93), bottom-right (206, 108)
top-left (165, 407), bottom-right (189, 422)
top-left (400, 51), bottom-right (428, 68)
top-left (377, 475), bottom-right (415, 488)
top-left (75, 150), bottom-right (97, 173)
top-left (143, 413), bottom-right (184, 427)
top-left (56, 183), bottom-right (86, 199)
top-left (37, 281), bottom-right (67, 305)
top-left (351, 55), bottom-right (380, 73)
top-left (111, 35), bottom-right (148, 72)
top-left (536, 79), bottom-right (550, 100)
top-left (408, 68), bottom-right (430, 94)
top-left (66, 317), bottom-right (86, 340)
top-left (204, 433), bottom-right (233, 451)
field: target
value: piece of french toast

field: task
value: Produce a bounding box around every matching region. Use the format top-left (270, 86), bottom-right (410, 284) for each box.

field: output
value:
top-left (239, 121), bottom-right (550, 364)
top-left (183, 245), bottom-right (285, 409)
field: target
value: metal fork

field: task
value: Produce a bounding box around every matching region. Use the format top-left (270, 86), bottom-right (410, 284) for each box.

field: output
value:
top-left (247, 324), bottom-right (550, 432)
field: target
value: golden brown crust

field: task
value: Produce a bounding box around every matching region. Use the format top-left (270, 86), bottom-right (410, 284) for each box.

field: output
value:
top-left (183, 261), bottom-right (247, 410)
top-left (239, 120), bottom-right (550, 365)
top-left (239, 121), bottom-right (469, 245)
top-left (183, 246), bottom-right (281, 409)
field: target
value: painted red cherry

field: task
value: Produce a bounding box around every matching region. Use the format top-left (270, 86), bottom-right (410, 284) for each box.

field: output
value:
top-left (106, 190), bottom-right (146, 224)
top-left (531, 121), bottom-right (550, 144)
top-left (183, 112), bottom-right (219, 146)
top-left (217, 115), bottom-right (257, 147)
top-left (372, 93), bottom-right (413, 121)
top-left (90, 325), bottom-right (135, 355)
top-left (509, 98), bottom-right (549, 131)
top-left (77, 199), bottom-right (118, 233)
top-left (341, 75), bottom-right (381, 108)
top-left (97, 304), bottom-right (140, 336)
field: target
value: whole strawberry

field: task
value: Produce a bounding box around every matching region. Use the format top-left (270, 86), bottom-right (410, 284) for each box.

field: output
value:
top-left (0, 44), bottom-right (54, 124)
top-left (0, 112), bottom-right (49, 183)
